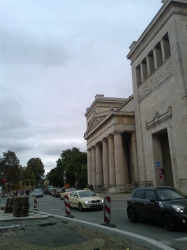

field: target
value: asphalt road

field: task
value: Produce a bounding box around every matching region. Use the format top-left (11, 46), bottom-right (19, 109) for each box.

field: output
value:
top-left (30, 195), bottom-right (187, 250)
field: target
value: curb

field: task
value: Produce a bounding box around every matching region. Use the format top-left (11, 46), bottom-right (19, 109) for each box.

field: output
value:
top-left (31, 210), bottom-right (175, 250)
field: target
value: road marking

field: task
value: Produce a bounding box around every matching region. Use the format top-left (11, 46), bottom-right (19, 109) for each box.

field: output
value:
top-left (175, 237), bottom-right (187, 241)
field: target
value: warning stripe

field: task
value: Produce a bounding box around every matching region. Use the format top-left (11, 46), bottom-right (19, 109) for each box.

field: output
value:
top-left (64, 195), bottom-right (71, 215)
top-left (104, 197), bottom-right (111, 223)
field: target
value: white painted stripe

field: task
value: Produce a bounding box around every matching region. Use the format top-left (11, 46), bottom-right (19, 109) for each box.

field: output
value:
top-left (105, 211), bottom-right (110, 220)
top-left (105, 199), bottom-right (110, 208)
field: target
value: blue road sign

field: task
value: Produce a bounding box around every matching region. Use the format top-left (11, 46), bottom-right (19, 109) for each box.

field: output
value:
top-left (156, 161), bottom-right (161, 167)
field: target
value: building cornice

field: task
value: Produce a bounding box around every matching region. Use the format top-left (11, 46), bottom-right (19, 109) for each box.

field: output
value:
top-left (127, 0), bottom-right (187, 64)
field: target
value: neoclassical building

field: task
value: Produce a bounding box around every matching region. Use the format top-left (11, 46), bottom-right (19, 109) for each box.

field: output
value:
top-left (84, 0), bottom-right (187, 193)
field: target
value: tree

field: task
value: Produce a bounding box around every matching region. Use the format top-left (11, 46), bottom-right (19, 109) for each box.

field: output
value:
top-left (22, 167), bottom-right (37, 185)
top-left (47, 147), bottom-right (87, 188)
top-left (27, 158), bottom-right (45, 186)
top-left (0, 150), bottom-right (20, 186)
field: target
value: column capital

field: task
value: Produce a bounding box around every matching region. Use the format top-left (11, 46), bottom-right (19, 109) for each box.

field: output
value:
top-left (95, 143), bottom-right (101, 148)
top-left (102, 138), bottom-right (108, 143)
top-left (113, 131), bottom-right (123, 136)
top-left (107, 134), bottom-right (114, 139)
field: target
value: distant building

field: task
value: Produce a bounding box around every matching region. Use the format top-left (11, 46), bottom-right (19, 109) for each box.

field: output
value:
top-left (84, 0), bottom-right (187, 194)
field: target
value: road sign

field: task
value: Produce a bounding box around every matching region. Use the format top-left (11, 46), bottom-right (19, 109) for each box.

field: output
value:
top-left (159, 175), bottom-right (164, 180)
top-left (156, 161), bottom-right (161, 167)
top-left (158, 169), bottom-right (162, 175)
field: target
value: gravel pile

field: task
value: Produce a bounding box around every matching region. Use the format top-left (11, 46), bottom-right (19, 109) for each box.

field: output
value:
top-left (0, 217), bottom-right (148, 250)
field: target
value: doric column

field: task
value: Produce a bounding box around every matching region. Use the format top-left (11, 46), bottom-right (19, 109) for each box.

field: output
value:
top-left (114, 131), bottom-right (126, 185)
top-left (130, 132), bottom-right (139, 183)
top-left (102, 138), bottom-right (109, 186)
top-left (95, 143), bottom-right (103, 186)
top-left (87, 149), bottom-right (92, 185)
top-left (108, 134), bottom-right (116, 186)
top-left (91, 147), bottom-right (96, 186)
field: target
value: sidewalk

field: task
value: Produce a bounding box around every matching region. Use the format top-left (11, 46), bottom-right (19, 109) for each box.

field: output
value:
top-left (97, 191), bottom-right (130, 200)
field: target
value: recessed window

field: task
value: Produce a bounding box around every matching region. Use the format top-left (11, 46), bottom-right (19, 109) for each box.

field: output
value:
top-left (141, 58), bottom-right (148, 81)
top-left (163, 33), bottom-right (171, 60)
top-left (154, 42), bottom-right (163, 68)
top-left (147, 51), bottom-right (155, 75)
top-left (136, 65), bottom-right (141, 86)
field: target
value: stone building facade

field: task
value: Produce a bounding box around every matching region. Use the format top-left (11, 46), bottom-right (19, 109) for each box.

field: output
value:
top-left (84, 0), bottom-right (187, 193)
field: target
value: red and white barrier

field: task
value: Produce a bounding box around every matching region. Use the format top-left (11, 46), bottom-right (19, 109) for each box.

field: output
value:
top-left (104, 196), bottom-right (111, 223)
top-left (100, 196), bottom-right (116, 227)
top-left (34, 196), bottom-right (37, 209)
top-left (64, 195), bottom-right (74, 218)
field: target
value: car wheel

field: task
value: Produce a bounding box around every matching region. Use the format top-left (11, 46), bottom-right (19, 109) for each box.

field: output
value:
top-left (163, 213), bottom-right (176, 231)
top-left (78, 203), bottom-right (83, 212)
top-left (127, 208), bottom-right (138, 222)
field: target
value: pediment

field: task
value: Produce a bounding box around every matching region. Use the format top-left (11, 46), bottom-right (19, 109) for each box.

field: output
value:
top-left (85, 115), bottom-right (107, 136)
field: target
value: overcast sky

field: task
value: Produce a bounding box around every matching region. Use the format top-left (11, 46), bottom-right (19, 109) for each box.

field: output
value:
top-left (0, 0), bottom-right (162, 174)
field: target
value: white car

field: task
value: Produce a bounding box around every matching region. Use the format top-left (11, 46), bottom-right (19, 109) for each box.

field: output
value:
top-left (60, 188), bottom-right (76, 200)
top-left (33, 189), bottom-right (43, 197)
top-left (68, 190), bottom-right (104, 211)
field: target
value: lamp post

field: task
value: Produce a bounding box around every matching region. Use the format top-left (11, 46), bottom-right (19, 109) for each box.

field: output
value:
top-left (63, 171), bottom-right (66, 187)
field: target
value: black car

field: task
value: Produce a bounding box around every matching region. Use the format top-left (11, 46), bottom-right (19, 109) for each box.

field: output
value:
top-left (127, 186), bottom-right (187, 231)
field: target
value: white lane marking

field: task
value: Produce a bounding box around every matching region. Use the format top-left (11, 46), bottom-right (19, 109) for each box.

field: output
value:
top-left (175, 237), bottom-right (187, 241)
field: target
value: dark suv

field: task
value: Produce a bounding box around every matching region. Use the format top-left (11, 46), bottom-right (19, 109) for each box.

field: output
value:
top-left (127, 186), bottom-right (187, 231)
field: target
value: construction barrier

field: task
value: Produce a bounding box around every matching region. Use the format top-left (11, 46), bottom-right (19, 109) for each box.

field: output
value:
top-left (104, 196), bottom-right (111, 223)
top-left (64, 195), bottom-right (74, 218)
top-left (100, 196), bottom-right (116, 227)
top-left (34, 196), bottom-right (37, 209)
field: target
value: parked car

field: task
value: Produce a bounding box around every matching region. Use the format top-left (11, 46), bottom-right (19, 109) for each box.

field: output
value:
top-left (32, 189), bottom-right (43, 198)
top-left (69, 190), bottom-right (104, 211)
top-left (48, 187), bottom-right (54, 195)
top-left (60, 188), bottom-right (76, 200)
top-left (53, 188), bottom-right (62, 198)
top-left (127, 186), bottom-right (187, 231)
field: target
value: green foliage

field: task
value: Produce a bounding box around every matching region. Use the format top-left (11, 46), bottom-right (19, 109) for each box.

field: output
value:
top-left (47, 147), bottom-right (87, 188)
top-left (27, 158), bottom-right (45, 184)
top-left (22, 167), bottom-right (36, 183)
top-left (0, 151), bottom-right (20, 184)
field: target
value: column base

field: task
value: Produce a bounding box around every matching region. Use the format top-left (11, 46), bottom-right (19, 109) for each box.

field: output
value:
top-left (138, 181), bottom-right (153, 188)
top-left (109, 183), bottom-right (136, 193)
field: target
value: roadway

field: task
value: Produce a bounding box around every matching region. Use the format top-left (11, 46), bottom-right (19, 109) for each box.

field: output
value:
top-left (30, 195), bottom-right (187, 250)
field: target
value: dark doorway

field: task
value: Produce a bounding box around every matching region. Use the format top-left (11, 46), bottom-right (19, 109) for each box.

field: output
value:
top-left (159, 131), bottom-right (174, 186)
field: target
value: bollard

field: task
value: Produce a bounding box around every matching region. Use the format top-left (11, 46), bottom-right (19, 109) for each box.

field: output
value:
top-left (34, 196), bottom-right (37, 209)
top-left (64, 195), bottom-right (74, 218)
top-left (100, 196), bottom-right (116, 227)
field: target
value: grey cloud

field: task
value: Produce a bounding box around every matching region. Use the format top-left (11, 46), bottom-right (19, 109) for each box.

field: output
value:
top-left (40, 141), bottom-right (86, 156)
top-left (0, 140), bottom-right (34, 154)
top-left (0, 97), bottom-right (33, 139)
top-left (1, 28), bottom-right (72, 67)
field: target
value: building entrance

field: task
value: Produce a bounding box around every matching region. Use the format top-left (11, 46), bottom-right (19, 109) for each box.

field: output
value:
top-left (153, 129), bottom-right (174, 187)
